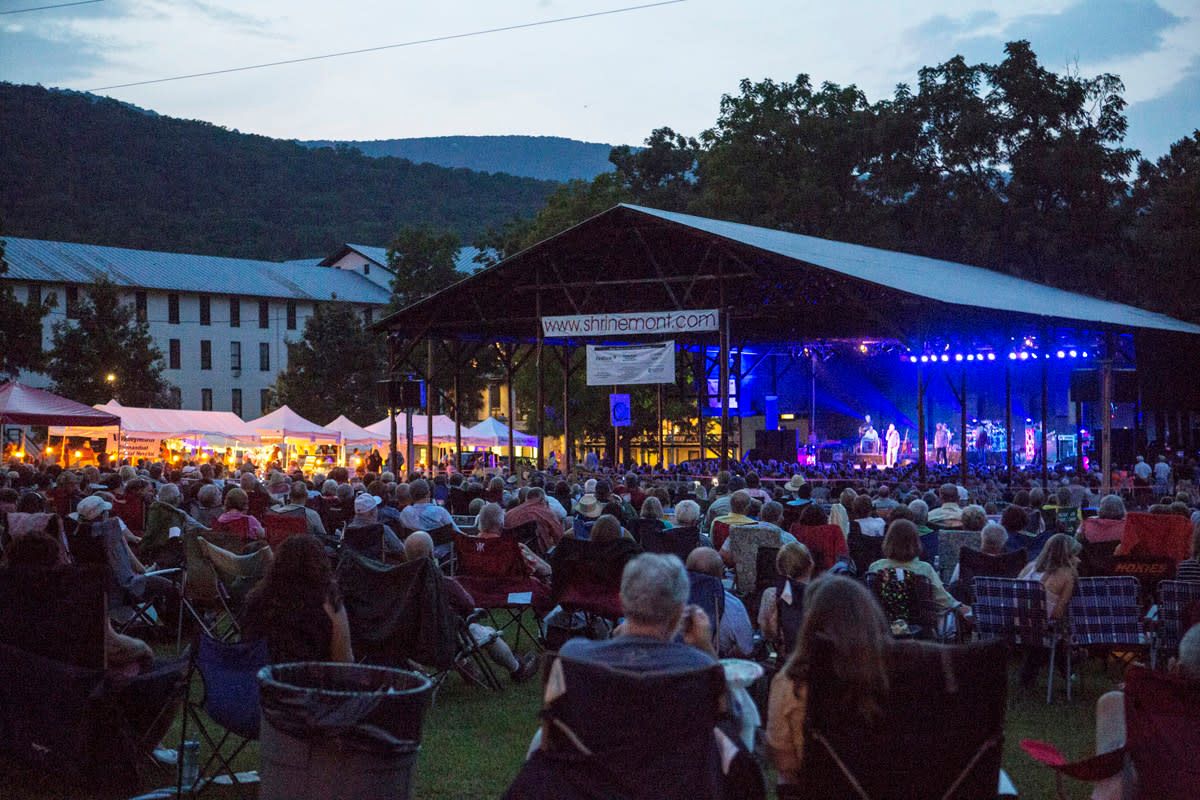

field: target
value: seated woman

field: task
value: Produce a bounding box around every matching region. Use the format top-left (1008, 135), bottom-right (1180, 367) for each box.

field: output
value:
top-left (849, 495), bottom-right (884, 537)
top-left (639, 496), bottom-right (670, 531)
top-left (1079, 495), bottom-right (1127, 544)
top-left (214, 487), bottom-right (265, 543)
top-left (868, 519), bottom-right (971, 619)
top-left (1017, 533), bottom-right (1079, 688)
top-left (241, 534), bottom-right (353, 663)
top-left (758, 542), bottom-right (814, 653)
top-left (191, 484), bottom-right (224, 529)
top-left (766, 575), bottom-right (891, 792)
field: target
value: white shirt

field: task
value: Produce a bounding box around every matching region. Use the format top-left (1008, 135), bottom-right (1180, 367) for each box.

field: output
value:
top-left (398, 501), bottom-right (458, 532)
top-left (1154, 462), bottom-right (1171, 481)
top-left (1134, 461), bottom-right (1152, 480)
top-left (545, 495), bottom-right (567, 520)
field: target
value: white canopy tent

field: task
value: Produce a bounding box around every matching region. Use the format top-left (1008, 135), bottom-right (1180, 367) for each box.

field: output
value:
top-left (465, 417), bottom-right (538, 449)
top-left (325, 415), bottom-right (386, 448)
top-left (247, 405), bottom-right (342, 445)
top-left (365, 413), bottom-right (461, 441)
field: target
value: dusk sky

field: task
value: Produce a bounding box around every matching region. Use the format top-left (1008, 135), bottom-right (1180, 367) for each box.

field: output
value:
top-left (2, 0), bottom-right (1197, 160)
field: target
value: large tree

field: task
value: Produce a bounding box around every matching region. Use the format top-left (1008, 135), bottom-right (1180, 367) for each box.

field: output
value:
top-left (45, 277), bottom-right (171, 406)
top-left (0, 226), bottom-right (52, 379)
top-left (274, 302), bottom-right (387, 425)
top-left (387, 226), bottom-right (461, 309)
top-left (1131, 131), bottom-right (1200, 319)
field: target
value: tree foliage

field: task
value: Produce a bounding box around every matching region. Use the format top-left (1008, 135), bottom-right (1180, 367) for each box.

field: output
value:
top-left (386, 226), bottom-right (462, 310)
top-left (273, 302), bottom-right (387, 425)
top-left (45, 277), bottom-right (171, 406)
top-left (0, 226), bottom-right (52, 379)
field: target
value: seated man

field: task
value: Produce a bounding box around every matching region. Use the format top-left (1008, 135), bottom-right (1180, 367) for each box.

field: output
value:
top-left (404, 531), bottom-right (537, 683)
top-left (344, 493), bottom-right (405, 557)
top-left (398, 478), bottom-right (461, 533)
top-left (711, 490), bottom-right (756, 551)
top-left (475, 502), bottom-right (551, 579)
top-left (927, 483), bottom-right (965, 528)
top-left (504, 486), bottom-right (565, 553)
top-left (687, 547), bottom-right (754, 658)
top-left (265, 480), bottom-right (327, 537)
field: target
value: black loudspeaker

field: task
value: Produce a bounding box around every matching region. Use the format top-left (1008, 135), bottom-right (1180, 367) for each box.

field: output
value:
top-left (755, 429), bottom-right (798, 462)
top-left (1111, 429), bottom-right (1136, 466)
top-left (379, 378), bottom-right (424, 408)
top-left (1069, 370), bottom-right (1138, 403)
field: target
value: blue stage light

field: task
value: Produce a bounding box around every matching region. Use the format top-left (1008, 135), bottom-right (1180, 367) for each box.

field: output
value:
top-left (1008, 353), bottom-right (1017, 360)
top-left (1069, 350), bottom-right (1077, 358)
top-left (920, 355), bottom-right (929, 363)
top-left (987, 353), bottom-right (995, 361)
top-left (1019, 352), bottom-right (1029, 360)
top-left (940, 354), bottom-right (949, 362)
top-left (954, 354), bottom-right (963, 362)
top-left (1081, 351), bottom-right (1089, 358)
top-left (966, 354), bottom-right (975, 362)
top-left (1057, 350), bottom-right (1065, 358)
top-left (909, 356), bottom-right (918, 363)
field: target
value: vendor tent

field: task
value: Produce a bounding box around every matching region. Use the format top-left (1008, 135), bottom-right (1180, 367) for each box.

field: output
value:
top-left (51, 401), bottom-right (261, 442)
top-left (0, 383), bottom-right (120, 427)
top-left (248, 405), bottom-right (342, 444)
top-left (365, 413), bottom-right (460, 440)
top-left (325, 415), bottom-right (386, 447)
top-left (465, 417), bottom-right (537, 449)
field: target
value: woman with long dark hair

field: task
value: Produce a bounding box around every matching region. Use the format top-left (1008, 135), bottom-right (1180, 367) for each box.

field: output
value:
top-left (241, 534), bottom-right (352, 663)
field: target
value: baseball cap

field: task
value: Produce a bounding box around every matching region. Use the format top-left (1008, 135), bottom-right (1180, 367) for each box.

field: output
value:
top-left (70, 495), bottom-right (112, 522)
top-left (354, 494), bottom-right (381, 515)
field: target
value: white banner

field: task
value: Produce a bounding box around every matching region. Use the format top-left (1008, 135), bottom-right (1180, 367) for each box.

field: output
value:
top-left (587, 341), bottom-right (675, 386)
top-left (119, 434), bottom-right (161, 459)
top-left (543, 309), bottom-right (718, 338)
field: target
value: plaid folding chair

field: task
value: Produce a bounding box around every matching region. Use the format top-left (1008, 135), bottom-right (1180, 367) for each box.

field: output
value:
top-left (1062, 577), bottom-right (1147, 700)
top-left (1154, 580), bottom-right (1200, 668)
top-left (177, 634), bottom-right (269, 798)
top-left (952, 548), bottom-right (1027, 605)
top-left (973, 577), bottom-right (1060, 703)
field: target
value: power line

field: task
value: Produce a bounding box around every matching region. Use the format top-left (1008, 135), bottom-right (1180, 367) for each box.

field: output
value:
top-left (1, 0), bottom-right (104, 15)
top-left (87, 0), bottom-right (686, 92)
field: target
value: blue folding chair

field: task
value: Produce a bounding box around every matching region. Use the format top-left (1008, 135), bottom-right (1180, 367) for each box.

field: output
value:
top-left (686, 571), bottom-right (725, 651)
top-left (177, 634), bottom-right (270, 798)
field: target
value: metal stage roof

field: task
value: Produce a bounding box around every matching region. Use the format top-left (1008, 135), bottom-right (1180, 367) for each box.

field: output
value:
top-left (375, 204), bottom-right (1200, 346)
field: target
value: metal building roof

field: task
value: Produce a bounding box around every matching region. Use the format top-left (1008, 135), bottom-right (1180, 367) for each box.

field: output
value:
top-left (2, 237), bottom-right (391, 305)
top-left (335, 243), bottom-right (483, 275)
top-left (622, 205), bottom-right (1200, 335)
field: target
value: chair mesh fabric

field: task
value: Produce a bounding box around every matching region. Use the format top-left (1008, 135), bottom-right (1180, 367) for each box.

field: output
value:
top-left (640, 525), bottom-right (701, 562)
top-left (972, 577), bottom-right (1051, 647)
top-left (847, 529), bottom-right (883, 578)
top-left (1123, 665), bottom-right (1200, 800)
top-left (938, 530), bottom-right (982, 583)
top-left (1120, 513), bottom-right (1192, 562)
top-left (263, 511), bottom-right (308, 549)
top-left (728, 524), bottom-right (782, 593)
top-left (955, 548), bottom-right (1028, 605)
top-left (197, 634), bottom-right (270, 741)
top-left (1157, 580), bottom-right (1200, 656)
top-left (1066, 577), bottom-right (1145, 648)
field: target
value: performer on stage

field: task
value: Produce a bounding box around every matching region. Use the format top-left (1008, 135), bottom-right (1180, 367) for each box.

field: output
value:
top-left (885, 424), bottom-right (900, 468)
top-left (975, 425), bottom-right (990, 454)
top-left (934, 422), bottom-right (951, 465)
top-left (858, 415), bottom-right (879, 454)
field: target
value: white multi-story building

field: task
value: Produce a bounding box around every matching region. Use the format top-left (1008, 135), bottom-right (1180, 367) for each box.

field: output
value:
top-left (2, 237), bottom-right (391, 417)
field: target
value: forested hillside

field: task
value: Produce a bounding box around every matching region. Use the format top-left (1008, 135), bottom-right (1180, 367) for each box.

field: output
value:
top-left (0, 84), bottom-right (555, 260)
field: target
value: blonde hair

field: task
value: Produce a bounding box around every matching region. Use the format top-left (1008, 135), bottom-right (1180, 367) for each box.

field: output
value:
top-left (776, 541), bottom-right (814, 579)
top-left (1033, 533), bottom-right (1080, 574)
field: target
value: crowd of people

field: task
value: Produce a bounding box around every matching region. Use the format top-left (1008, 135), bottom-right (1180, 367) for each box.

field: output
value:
top-left (2, 449), bottom-right (1199, 796)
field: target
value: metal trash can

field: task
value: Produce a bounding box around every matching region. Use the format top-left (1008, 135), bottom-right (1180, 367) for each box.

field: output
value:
top-left (258, 662), bottom-right (433, 800)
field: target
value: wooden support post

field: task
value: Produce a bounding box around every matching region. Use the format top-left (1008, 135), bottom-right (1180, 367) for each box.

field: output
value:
top-left (1102, 333), bottom-right (1114, 495)
top-left (426, 339), bottom-right (434, 473)
top-left (917, 365), bottom-right (926, 484)
top-left (960, 368), bottom-right (968, 486)
top-left (506, 353), bottom-right (516, 475)
top-left (695, 348), bottom-right (707, 462)
top-left (453, 361), bottom-right (462, 472)
top-left (387, 336), bottom-right (399, 474)
top-left (1005, 363), bottom-right (1014, 473)
top-left (657, 382), bottom-right (665, 469)
top-left (562, 344), bottom-right (572, 473)
top-left (719, 312), bottom-right (730, 470)
top-left (1041, 358), bottom-right (1049, 488)
top-left (535, 280), bottom-right (545, 471)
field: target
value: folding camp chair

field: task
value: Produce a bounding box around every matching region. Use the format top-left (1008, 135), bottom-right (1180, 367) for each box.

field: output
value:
top-left (341, 522), bottom-right (388, 561)
top-left (177, 634), bottom-right (269, 798)
top-left (1153, 579), bottom-right (1200, 668)
top-left (1021, 665), bottom-right (1200, 800)
top-left (639, 524), bottom-right (701, 562)
top-left (973, 577), bottom-right (1060, 703)
top-left (1061, 577), bottom-right (1148, 699)
top-left (727, 524), bottom-right (782, 595)
top-left (790, 523), bottom-right (847, 575)
top-left (847, 529), bottom-right (883, 578)
top-left (866, 567), bottom-right (940, 641)
top-left (503, 653), bottom-right (736, 800)
top-left (686, 571), bottom-right (724, 651)
top-left (453, 531), bottom-right (550, 652)
top-left (952, 547), bottom-right (1027, 605)
top-left (505, 519), bottom-right (544, 557)
top-left (794, 636), bottom-right (1010, 800)
top-left (938, 530), bottom-right (982, 584)
top-left (247, 491), bottom-right (272, 521)
top-left (549, 538), bottom-right (639, 629)
top-left (180, 530), bottom-right (267, 644)
top-left (110, 492), bottom-right (148, 537)
top-left (1118, 512), bottom-right (1192, 562)
top-left (1079, 539), bottom-right (1120, 577)
top-left (262, 510), bottom-right (308, 549)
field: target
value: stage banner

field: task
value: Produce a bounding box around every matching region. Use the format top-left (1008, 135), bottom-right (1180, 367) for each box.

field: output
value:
top-left (119, 434), bottom-right (160, 459)
top-left (587, 341), bottom-right (675, 386)
top-left (543, 309), bottom-right (718, 337)
top-left (610, 394), bottom-right (632, 427)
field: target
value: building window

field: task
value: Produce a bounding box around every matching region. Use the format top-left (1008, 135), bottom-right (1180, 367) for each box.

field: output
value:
top-left (201, 389), bottom-right (213, 411)
top-left (200, 340), bottom-right (212, 370)
top-left (169, 387), bottom-right (182, 409)
top-left (363, 307), bottom-right (373, 325)
top-left (65, 286), bottom-right (79, 319)
top-left (168, 339), bottom-right (181, 370)
top-left (134, 291), bottom-right (147, 323)
top-left (260, 389), bottom-right (271, 415)
top-left (199, 295), bottom-right (211, 326)
top-left (258, 300), bottom-right (269, 329)
top-left (286, 301), bottom-right (297, 330)
top-left (229, 298), bottom-right (240, 328)
top-left (231, 388), bottom-right (243, 418)
top-left (364, 262), bottom-right (371, 275)
top-left (259, 342), bottom-right (270, 371)
top-left (28, 285), bottom-right (41, 307)
top-left (168, 293), bottom-right (180, 324)
top-left (230, 341), bottom-right (242, 371)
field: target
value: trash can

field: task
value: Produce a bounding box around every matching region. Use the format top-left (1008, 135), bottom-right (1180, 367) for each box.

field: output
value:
top-left (258, 662), bottom-right (434, 800)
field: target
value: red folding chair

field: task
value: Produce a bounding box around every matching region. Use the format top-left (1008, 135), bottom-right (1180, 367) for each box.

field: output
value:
top-left (110, 493), bottom-right (147, 537)
top-left (247, 491), bottom-right (272, 522)
top-left (1117, 512), bottom-right (1192, 562)
top-left (789, 523), bottom-right (848, 573)
top-left (1022, 665), bottom-right (1200, 799)
top-left (262, 512), bottom-right (308, 550)
top-left (453, 533), bottom-right (550, 651)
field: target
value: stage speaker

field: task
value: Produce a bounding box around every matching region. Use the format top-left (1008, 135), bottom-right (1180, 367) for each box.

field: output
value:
top-left (1111, 429), bottom-right (1136, 466)
top-left (378, 378), bottom-right (424, 409)
top-left (1070, 369), bottom-right (1138, 403)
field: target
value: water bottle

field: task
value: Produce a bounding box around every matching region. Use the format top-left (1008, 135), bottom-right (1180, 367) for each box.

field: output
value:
top-left (180, 740), bottom-right (200, 789)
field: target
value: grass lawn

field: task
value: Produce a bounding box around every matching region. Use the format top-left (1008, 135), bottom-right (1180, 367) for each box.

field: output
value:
top-left (0, 644), bottom-right (1122, 800)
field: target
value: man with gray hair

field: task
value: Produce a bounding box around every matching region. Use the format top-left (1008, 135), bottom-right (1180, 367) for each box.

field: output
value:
top-left (398, 478), bottom-right (460, 533)
top-left (557, 553), bottom-right (716, 670)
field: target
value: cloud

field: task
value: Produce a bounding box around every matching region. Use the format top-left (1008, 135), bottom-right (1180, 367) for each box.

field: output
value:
top-left (910, 0), bottom-right (1184, 66)
top-left (0, 26), bottom-right (108, 84)
top-left (1125, 56), bottom-right (1200, 160)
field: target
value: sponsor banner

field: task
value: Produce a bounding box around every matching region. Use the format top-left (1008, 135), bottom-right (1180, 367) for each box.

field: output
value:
top-left (543, 309), bottom-right (718, 337)
top-left (610, 394), bottom-right (632, 428)
top-left (120, 435), bottom-right (160, 459)
top-left (587, 341), bottom-right (675, 386)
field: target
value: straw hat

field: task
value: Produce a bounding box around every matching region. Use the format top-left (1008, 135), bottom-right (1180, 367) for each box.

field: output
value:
top-left (785, 474), bottom-right (806, 492)
top-left (575, 493), bottom-right (602, 518)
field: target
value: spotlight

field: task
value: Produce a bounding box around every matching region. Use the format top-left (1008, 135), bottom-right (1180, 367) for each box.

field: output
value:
top-left (940, 354), bottom-right (949, 362)
top-left (909, 356), bottom-right (918, 364)
top-left (920, 355), bottom-right (929, 363)
top-left (1057, 350), bottom-right (1065, 358)
top-left (954, 354), bottom-right (963, 362)
top-left (1008, 353), bottom-right (1017, 360)
top-left (859, 343), bottom-right (868, 354)
top-left (1019, 352), bottom-right (1029, 360)
top-left (966, 354), bottom-right (975, 362)
top-left (1081, 351), bottom-right (1089, 358)
top-left (1069, 350), bottom-right (1077, 358)
top-left (986, 353), bottom-right (995, 361)
top-left (1031, 353), bottom-right (1038, 359)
